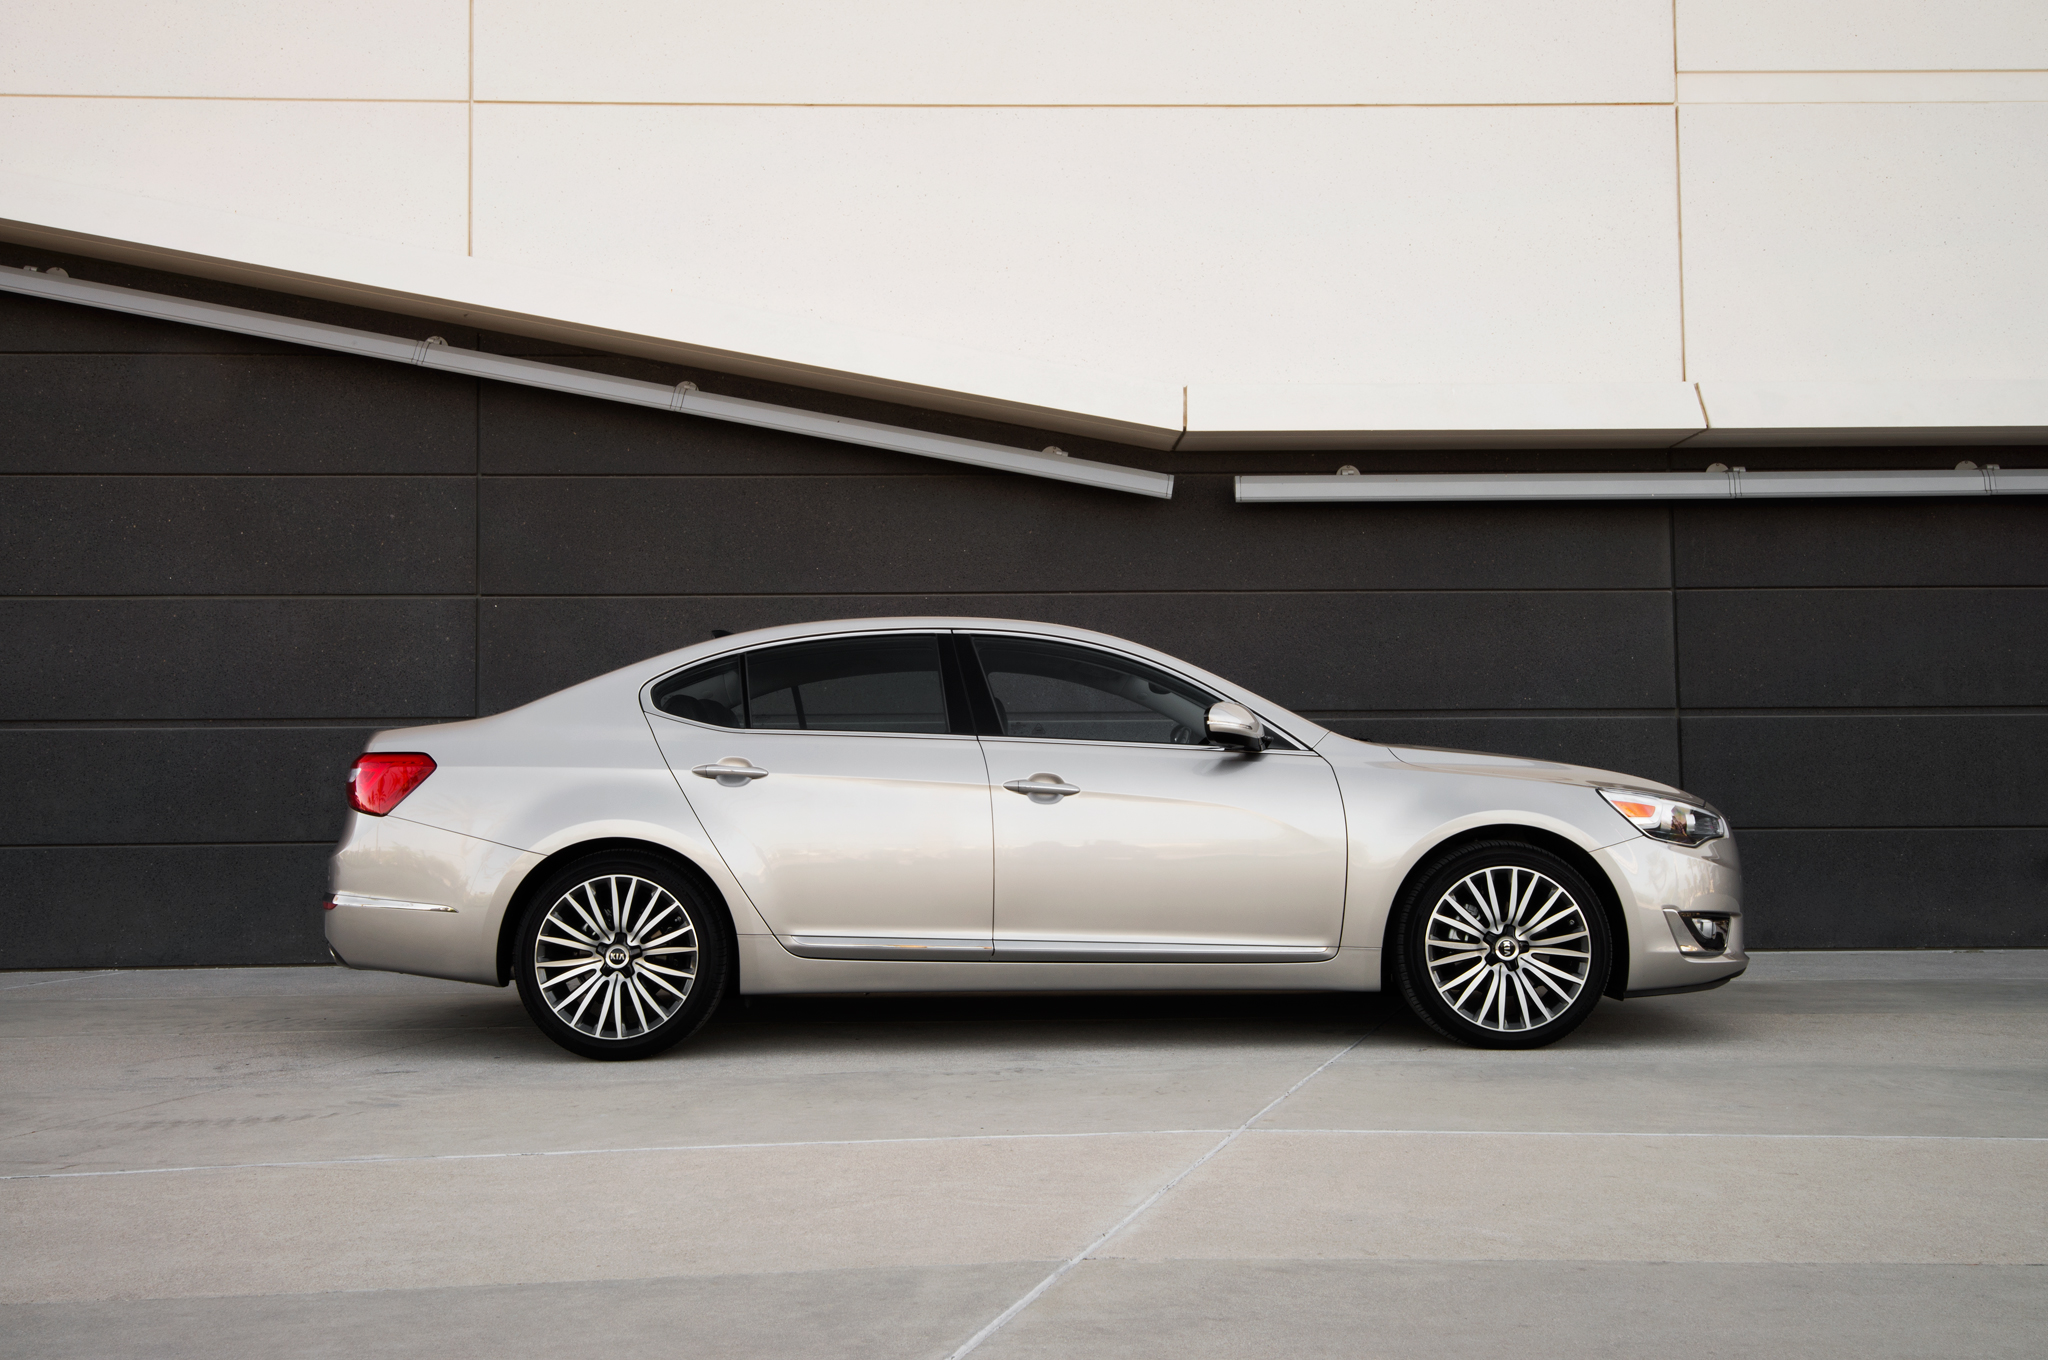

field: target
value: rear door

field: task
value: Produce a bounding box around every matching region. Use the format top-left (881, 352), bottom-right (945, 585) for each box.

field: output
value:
top-left (966, 633), bottom-right (1348, 961)
top-left (647, 633), bottom-right (993, 959)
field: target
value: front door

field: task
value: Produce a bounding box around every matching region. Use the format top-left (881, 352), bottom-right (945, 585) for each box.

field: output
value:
top-left (968, 634), bottom-right (1348, 961)
top-left (647, 633), bottom-right (993, 959)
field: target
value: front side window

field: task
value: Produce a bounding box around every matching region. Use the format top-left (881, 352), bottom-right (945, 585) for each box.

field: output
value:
top-left (969, 636), bottom-right (1218, 745)
top-left (652, 635), bottom-right (949, 735)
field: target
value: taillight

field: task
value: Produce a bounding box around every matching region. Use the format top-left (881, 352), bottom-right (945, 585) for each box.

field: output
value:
top-left (348, 752), bottom-right (436, 816)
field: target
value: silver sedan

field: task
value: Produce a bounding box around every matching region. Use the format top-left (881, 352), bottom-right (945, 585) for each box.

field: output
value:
top-left (325, 617), bottom-right (1744, 1059)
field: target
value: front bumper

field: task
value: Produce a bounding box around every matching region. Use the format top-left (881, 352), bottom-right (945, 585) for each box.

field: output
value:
top-left (1593, 833), bottom-right (1747, 997)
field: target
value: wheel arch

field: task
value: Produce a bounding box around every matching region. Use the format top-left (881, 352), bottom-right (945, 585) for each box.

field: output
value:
top-left (1380, 823), bottom-right (1631, 999)
top-left (494, 837), bottom-right (739, 990)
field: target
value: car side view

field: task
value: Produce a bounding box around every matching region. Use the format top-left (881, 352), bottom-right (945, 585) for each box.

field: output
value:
top-left (325, 618), bottom-right (1744, 1059)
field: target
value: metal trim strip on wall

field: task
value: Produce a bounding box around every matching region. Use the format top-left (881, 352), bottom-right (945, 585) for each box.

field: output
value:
top-left (0, 265), bottom-right (1175, 499)
top-left (1236, 466), bottom-right (2048, 503)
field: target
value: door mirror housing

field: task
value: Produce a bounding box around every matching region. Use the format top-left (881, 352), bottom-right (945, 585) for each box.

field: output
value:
top-left (1206, 701), bottom-right (1266, 752)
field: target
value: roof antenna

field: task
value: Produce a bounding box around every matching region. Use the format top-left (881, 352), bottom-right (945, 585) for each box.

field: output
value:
top-left (708, 629), bottom-right (733, 638)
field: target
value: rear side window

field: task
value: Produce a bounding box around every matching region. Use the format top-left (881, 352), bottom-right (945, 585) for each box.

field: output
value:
top-left (652, 635), bottom-right (949, 735)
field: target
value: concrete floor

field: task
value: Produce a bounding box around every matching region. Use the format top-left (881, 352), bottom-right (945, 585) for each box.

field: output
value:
top-left (2, 952), bottom-right (2044, 1359)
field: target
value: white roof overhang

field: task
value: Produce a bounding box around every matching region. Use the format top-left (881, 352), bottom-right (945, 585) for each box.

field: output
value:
top-left (5, 168), bottom-right (2045, 471)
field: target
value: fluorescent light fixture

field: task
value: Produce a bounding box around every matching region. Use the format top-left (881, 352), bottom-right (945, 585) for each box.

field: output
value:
top-left (0, 265), bottom-right (1173, 499)
top-left (1236, 466), bottom-right (2047, 503)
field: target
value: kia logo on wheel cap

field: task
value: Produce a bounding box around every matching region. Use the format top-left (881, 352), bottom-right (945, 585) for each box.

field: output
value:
top-left (1493, 937), bottom-right (1521, 960)
top-left (606, 945), bottom-right (630, 968)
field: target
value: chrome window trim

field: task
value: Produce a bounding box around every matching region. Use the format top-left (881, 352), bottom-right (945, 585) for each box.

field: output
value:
top-left (637, 623), bottom-right (1321, 752)
top-left (647, 712), bottom-right (979, 743)
top-left (977, 732), bottom-right (1321, 756)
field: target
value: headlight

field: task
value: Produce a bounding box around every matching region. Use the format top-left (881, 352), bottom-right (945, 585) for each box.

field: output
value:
top-left (1599, 788), bottom-right (1726, 846)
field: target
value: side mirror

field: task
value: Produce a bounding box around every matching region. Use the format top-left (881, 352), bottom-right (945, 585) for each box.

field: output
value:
top-left (1206, 701), bottom-right (1266, 752)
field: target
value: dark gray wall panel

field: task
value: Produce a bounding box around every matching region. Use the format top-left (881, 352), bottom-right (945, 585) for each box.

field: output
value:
top-left (1325, 716), bottom-right (1681, 789)
top-left (0, 600), bottom-right (475, 720)
top-left (0, 478), bottom-right (474, 595)
top-left (481, 383), bottom-right (964, 477)
top-left (1678, 589), bottom-right (2048, 708)
top-left (1736, 829), bottom-right (2048, 949)
top-left (3, 257), bottom-right (2042, 964)
top-left (1683, 714), bottom-right (2048, 829)
top-left (478, 592), bottom-right (1674, 716)
top-left (0, 355), bottom-right (476, 475)
top-left (480, 476), bottom-right (1669, 595)
top-left (1676, 500), bottom-right (2048, 589)
top-left (0, 844), bottom-right (333, 968)
top-left (0, 728), bottom-right (372, 846)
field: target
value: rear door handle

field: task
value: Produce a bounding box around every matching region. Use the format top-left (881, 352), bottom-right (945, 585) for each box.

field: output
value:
top-left (1003, 774), bottom-right (1079, 803)
top-left (692, 758), bottom-right (770, 787)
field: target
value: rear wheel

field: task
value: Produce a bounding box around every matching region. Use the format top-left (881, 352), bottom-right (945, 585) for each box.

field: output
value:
top-left (1389, 840), bottom-right (1611, 1049)
top-left (513, 851), bottom-right (730, 1061)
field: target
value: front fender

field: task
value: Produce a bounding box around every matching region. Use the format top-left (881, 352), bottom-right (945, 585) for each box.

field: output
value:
top-left (1326, 750), bottom-right (1633, 954)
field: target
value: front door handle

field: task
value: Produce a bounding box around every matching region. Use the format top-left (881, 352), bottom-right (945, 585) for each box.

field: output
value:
top-left (692, 758), bottom-right (770, 787)
top-left (1004, 773), bottom-right (1079, 803)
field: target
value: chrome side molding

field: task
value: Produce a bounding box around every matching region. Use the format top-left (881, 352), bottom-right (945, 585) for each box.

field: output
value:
top-left (780, 935), bottom-right (1336, 964)
top-left (995, 940), bottom-right (1337, 964)
top-left (783, 936), bottom-right (995, 961)
top-left (328, 893), bottom-right (457, 913)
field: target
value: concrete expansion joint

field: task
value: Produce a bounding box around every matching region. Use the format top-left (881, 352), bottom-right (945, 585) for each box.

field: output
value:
top-left (946, 1028), bottom-right (1375, 1358)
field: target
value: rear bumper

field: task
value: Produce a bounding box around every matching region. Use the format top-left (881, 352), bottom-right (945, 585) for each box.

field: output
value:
top-left (1594, 834), bottom-right (1747, 996)
top-left (325, 812), bottom-right (531, 986)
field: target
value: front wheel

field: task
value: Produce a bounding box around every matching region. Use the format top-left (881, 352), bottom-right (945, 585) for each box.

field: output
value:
top-left (513, 851), bottom-right (730, 1061)
top-left (1388, 841), bottom-right (1612, 1049)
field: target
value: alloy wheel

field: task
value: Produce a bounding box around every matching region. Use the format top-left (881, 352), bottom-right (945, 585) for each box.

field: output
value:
top-left (532, 874), bottom-right (698, 1040)
top-left (1422, 865), bottom-right (1593, 1033)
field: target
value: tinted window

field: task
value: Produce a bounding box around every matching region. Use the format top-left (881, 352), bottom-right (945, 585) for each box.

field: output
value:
top-left (970, 636), bottom-right (1217, 745)
top-left (651, 658), bottom-right (744, 727)
top-left (657, 635), bottom-right (951, 734)
top-left (748, 636), bottom-right (948, 734)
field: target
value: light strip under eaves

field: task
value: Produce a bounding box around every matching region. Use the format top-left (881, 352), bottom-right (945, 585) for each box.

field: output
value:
top-left (0, 265), bottom-right (1174, 499)
top-left (1236, 466), bottom-right (2048, 503)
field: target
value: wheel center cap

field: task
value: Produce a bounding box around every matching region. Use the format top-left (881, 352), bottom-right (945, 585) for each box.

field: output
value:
top-left (1492, 937), bottom-right (1521, 961)
top-left (605, 944), bottom-right (631, 969)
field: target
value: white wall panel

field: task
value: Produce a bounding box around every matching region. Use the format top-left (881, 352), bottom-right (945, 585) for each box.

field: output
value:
top-left (1680, 104), bottom-right (2048, 381)
top-left (1677, 1), bottom-right (2048, 72)
top-left (0, 1), bottom-right (469, 99)
top-left (476, 0), bottom-right (1673, 105)
top-left (0, 100), bottom-right (467, 254)
top-left (474, 105), bottom-right (1682, 386)
top-left (1679, 72), bottom-right (2048, 102)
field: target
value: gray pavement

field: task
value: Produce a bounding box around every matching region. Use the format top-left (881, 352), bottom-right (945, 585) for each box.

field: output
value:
top-left (3, 951), bottom-right (2044, 1358)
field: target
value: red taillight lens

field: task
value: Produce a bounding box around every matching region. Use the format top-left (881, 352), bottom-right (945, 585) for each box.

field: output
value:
top-left (348, 752), bottom-right (436, 816)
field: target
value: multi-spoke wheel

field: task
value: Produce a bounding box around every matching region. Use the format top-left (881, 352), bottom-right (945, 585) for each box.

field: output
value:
top-left (1389, 841), bottom-right (1612, 1049)
top-left (513, 852), bottom-right (729, 1060)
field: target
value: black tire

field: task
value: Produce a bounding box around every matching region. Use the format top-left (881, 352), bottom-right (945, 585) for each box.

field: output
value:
top-left (1388, 839), bottom-right (1612, 1050)
top-left (513, 850), bottom-right (730, 1061)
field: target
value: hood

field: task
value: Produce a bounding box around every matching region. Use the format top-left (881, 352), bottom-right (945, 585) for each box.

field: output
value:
top-left (1372, 742), bottom-right (1702, 805)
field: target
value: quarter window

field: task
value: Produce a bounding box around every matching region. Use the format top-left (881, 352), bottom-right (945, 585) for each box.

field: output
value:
top-left (652, 635), bottom-right (949, 735)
